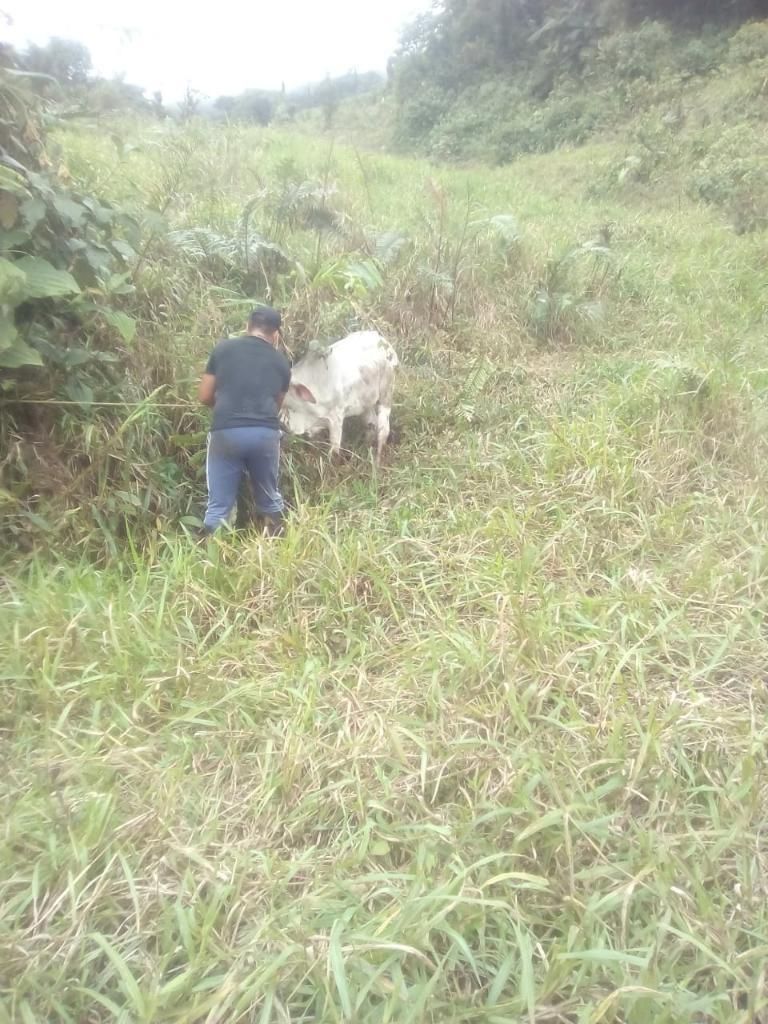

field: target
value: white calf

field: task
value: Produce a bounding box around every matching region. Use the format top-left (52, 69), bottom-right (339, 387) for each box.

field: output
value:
top-left (281, 331), bottom-right (398, 462)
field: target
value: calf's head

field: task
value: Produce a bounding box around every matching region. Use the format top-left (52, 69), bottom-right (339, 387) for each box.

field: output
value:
top-left (281, 382), bottom-right (323, 437)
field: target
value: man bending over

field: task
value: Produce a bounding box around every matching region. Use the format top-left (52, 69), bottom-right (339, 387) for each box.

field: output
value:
top-left (199, 306), bottom-right (291, 536)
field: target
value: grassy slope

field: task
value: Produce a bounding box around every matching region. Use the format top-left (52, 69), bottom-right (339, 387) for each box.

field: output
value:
top-left (2, 122), bottom-right (768, 1022)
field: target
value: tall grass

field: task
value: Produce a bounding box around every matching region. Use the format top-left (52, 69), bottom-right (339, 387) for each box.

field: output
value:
top-left (2, 117), bottom-right (768, 1021)
top-left (7, 117), bottom-right (766, 553)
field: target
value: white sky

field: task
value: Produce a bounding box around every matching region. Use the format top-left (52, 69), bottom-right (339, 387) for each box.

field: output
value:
top-left (1, 0), bottom-right (429, 100)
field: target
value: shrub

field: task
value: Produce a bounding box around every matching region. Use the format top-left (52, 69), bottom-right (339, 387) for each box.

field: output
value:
top-left (393, 85), bottom-right (453, 152)
top-left (426, 81), bottom-right (526, 163)
top-left (493, 91), bottom-right (612, 164)
top-left (598, 21), bottom-right (673, 81)
top-left (585, 154), bottom-right (652, 199)
top-left (678, 34), bottom-right (729, 75)
top-left (690, 124), bottom-right (768, 233)
top-left (727, 21), bottom-right (768, 64)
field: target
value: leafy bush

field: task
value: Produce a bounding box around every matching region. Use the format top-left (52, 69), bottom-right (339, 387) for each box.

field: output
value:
top-left (727, 20), bottom-right (768, 64)
top-left (421, 80), bottom-right (613, 165)
top-left (424, 81), bottom-right (525, 163)
top-left (394, 85), bottom-right (454, 152)
top-left (597, 21), bottom-right (673, 80)
top-left (0, 70), bottom-right (142, 374)
top-left (677, 33), bottom-right (729, 75)
top-left (495, 91), bottom-right (613, 163)
top-left (529, 234), bottom-right (619, 344)
top-left (690, 123), bottom-right (768, 232)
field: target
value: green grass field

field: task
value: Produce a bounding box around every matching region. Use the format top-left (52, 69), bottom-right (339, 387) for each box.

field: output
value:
top-left (2, 120), bottom-right (768, 1022)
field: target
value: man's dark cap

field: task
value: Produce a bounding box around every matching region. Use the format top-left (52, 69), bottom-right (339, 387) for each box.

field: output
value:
top-left (248, 306), bottom-right (282, 331)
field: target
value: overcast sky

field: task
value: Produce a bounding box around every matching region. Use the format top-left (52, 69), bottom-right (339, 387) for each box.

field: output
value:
top-left (2, 0), bottom-right (429, 99)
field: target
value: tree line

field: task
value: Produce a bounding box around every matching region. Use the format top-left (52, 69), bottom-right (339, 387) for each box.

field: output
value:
top-left (392, 0), bottom-right (768, 95)
top-left (388, 0), bottom-right (768, 158)
top-left (0, 37), bottom-right (384, 127)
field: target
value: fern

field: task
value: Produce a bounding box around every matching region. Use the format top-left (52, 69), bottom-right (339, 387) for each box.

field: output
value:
top-left (458, 356), bottom-right (495, 422)
top-left (416, 265), bottom-right (454, 293)
top-left (168, 228), bottom-right (239, 264)
top-left (168, 227), bottom-right (291, 274)
top-left (264, 178), bottom-right (340, 235)
top-left (471, 213), bottom-right (522, 245)
top-left (372, 230), bottom-right (409, 266)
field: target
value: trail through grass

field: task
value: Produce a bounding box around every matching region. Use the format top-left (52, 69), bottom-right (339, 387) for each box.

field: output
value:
top-left (2, 122), bottom-right (768, 1022)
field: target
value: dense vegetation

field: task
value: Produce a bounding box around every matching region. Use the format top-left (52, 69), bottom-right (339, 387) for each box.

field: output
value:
top-left (2, 9), bottom-right (768, 1023)
top-left (389, 0), bottom-right (768, 164)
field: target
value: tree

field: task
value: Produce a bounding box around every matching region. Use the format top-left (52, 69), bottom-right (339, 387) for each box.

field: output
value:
top-left (86, 76), bottom-right (150, 114)
top-left (236, 90), bottom-right (276, 125)
top-left (178, 85), bottom-right (200, 121)
top-left (624, 0), bottom-right (768, 23)
top-left (214, 95), bottom-right (237, 117)
top-left (23, 37), bottom-right (91, 86)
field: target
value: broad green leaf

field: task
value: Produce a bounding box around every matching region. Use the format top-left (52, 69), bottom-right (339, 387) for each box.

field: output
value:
top-left (111, 239), bottom-right (138, 265)
top-left (0, 229), bottom-right (31, 253)
top-left (25, 335), bottom-right (61, 364)
top-left (63, 379), bottom-right (94, 406)
top-left (0, 259), bottom-right (27, 306)
top-left (103, 310), bottom-right (137, 344)
top-left (25, 172), bottom-right (54, 200)
top-left (180, 515), bottom-right (204, 527)
top-left (81, 197), bottom-right (114, 225)
top-left (52, 196), bottom-right (86, 227)
top-left (61, 348), bottom-right (95, 367)
top-left (0, 310), bottom-right (19, 351)
top-left (14, 256), bottom-right (80, 299)
top-left (20, 197), bottom-right (47, 232)
top-left (104, 271), bottom-right (135, 295)
top-left (78, 243), bottom-right (112, 277)
top-left (0, 336), bottom-right (44, 368)
top-left (0, 195), bottom-right (18, 230)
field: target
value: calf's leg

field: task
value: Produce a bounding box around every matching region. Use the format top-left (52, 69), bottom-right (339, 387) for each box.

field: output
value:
top-left (327, 414), bottom-right (344, 457)
top-left (362, 408), bottom-right (378, 450)
top-left (375, 405), bottom-right (392, 463)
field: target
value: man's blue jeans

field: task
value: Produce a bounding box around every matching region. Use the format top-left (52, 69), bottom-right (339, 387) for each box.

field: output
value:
top-left (204, 426), bottom-right (283, 532)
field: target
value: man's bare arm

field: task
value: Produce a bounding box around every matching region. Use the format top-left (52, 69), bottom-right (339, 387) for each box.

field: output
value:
top-left (199, 373), bottom-right (216, 407)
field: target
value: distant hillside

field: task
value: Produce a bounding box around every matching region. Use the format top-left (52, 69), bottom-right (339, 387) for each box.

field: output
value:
top-left (293, 3), bottom-right (768, 237)
top-left (388, 1), bottom-right (768, 163)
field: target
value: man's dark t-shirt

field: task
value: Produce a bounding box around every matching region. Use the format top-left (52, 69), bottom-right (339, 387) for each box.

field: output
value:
top-left (205, 335), bottom-right (291, 432)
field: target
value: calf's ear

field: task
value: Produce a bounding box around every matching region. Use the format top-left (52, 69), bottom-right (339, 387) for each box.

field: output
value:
top-left (290, 382), bottom-right (317, 404)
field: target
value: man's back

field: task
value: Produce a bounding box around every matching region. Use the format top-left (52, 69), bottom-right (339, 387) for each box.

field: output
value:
top-left (206, 335), bottom-right (291, 432)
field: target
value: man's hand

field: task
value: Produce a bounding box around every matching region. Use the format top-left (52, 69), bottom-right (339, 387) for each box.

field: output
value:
top-left (199, 374), bottom-right (216, 407)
